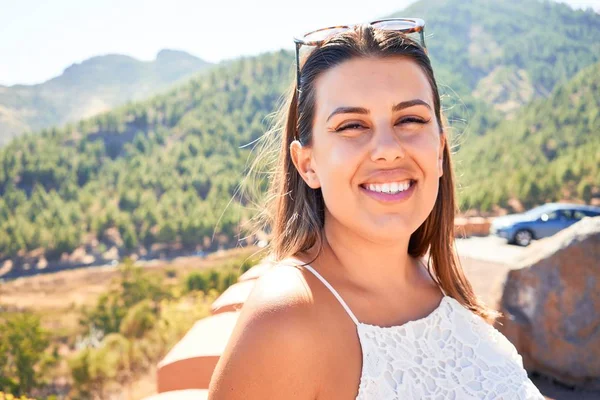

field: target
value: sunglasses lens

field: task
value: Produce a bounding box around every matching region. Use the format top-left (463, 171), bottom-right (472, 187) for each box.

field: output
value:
top-left (372, 20), bottom-right (418, 30)
top-left (303, 27), bottom-right (348, 44)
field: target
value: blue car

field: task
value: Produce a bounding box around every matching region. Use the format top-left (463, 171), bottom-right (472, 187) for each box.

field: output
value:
top-left (490, 203), bottom-right (600, 246)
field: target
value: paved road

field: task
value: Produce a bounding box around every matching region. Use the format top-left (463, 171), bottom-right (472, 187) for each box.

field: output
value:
top-left (455, 235), bottom-right (528, 265)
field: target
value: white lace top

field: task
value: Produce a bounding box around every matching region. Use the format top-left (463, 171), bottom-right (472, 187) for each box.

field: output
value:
top-left (296, 262), bottom-right (545, 400)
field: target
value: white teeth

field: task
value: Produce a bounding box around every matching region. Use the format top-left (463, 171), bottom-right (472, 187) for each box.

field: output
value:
top-left (364, 180), bottom-right (412, 194)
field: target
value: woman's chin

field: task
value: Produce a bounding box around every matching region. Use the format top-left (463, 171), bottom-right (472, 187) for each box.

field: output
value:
top-left (325, 208), bottom-right (424, 243)
top-left (355, 219), bottom-right (417, 243)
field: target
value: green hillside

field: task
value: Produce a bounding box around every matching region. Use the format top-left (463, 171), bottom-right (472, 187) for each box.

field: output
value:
top-left (456, 61), bottom-right (600, 211)
top-left (0, 0), bottom-right (599, 264)
top-left (0, 50), bottom-right (213, 146)
top-left (0, 51), bottom-right (292, 261)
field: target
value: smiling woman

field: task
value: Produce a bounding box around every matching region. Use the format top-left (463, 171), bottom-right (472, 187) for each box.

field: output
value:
top-left (208, 20), bottom-right (544, 400)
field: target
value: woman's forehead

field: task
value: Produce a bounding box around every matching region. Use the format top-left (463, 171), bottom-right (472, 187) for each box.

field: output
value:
top-left (314, 57), bottom-right (434, 116)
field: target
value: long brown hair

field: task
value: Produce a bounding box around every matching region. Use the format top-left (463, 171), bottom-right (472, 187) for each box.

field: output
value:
top-left (248, 24), bottom-right (499, 323)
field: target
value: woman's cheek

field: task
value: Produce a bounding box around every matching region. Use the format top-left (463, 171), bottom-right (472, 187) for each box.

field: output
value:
top-left (410, 133), bottom-right (441, 172)
top-left (321, 140), bottom-right (359, 173)
top-left (318, 147), bottom-right (362, 208)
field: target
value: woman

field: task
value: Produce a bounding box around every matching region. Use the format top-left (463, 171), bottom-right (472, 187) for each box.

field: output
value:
top-left (209, 19), bottom-right (544, 399)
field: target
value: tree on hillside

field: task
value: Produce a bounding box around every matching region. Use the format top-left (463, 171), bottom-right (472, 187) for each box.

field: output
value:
top-left (0, 313), bottom-right (51, 396)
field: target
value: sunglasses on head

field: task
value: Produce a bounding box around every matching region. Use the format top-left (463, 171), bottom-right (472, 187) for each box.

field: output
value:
top-left (293, 18), bottom-right (427, 94)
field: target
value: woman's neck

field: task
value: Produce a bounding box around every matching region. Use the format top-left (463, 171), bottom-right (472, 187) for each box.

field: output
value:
top-left (305, 215), bottom-right (422, 294)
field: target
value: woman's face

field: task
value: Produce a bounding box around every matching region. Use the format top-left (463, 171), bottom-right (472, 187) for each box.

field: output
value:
top-left (292, 56), bottom-right (445, 243)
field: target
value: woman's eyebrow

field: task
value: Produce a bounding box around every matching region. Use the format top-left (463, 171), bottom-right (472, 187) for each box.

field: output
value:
top-left (326, 99), bottom-right (431, 122)
top-left (392, 99), bottom-right (432, 112)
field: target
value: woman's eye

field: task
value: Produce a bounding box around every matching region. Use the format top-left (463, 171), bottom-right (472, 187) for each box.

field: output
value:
top-left (336, 123), bottom-right (364, 132)
top-left (398, 117), bottom-right (427, 124)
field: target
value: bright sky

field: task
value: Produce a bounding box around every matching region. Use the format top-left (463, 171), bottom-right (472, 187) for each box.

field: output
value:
top-left (1, 0), bottom-right (598, 86)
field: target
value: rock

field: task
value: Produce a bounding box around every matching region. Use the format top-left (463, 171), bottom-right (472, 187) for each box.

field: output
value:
top-left (0, 259), bottom-right (13, 276)
top-left (496, 216), bottom-right (600, 389)
top-left (36, 257), bottom-right (48, 269)
top-left (70, 247), bottom-right (87, 263)
top-left (81, 254), bottom-right (95, 264)
top-left (102, 246), bottom-right (120, 261)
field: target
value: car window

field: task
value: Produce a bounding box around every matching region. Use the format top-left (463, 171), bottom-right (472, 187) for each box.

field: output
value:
top-left (558, 210), bottom-right (572, 220)
top-left (572, 210), bottom-right (587, 220)
top-left (546, 211), bottom-right (560, 220)
top-left (584, 210), bottom-right (600, 217)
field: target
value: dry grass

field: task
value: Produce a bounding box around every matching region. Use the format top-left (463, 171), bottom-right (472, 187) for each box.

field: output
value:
top-left (0, 246), bottom-right (260, 315)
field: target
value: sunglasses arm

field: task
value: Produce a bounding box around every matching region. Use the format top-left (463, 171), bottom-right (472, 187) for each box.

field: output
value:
top-left (295, 42), bottom-right (302, 94)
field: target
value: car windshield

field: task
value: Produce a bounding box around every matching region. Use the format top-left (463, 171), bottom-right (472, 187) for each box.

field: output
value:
top-left (523, 204), bottom-right (555, 218)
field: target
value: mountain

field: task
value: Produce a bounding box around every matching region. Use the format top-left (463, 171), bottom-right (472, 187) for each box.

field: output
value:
top-left (0, 49), bottom-right (213, 146)
top-left (456, 61), bottom-right (600, 211)
top-left (0, 0), bottom-right (598, 265)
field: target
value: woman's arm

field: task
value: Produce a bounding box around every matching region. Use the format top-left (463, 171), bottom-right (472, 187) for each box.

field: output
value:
top-left (208, 266), bottom-right (322, 399)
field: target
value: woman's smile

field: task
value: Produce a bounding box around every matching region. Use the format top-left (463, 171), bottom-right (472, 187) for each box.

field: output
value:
top-left (359, 179), bottom-right (417, 203)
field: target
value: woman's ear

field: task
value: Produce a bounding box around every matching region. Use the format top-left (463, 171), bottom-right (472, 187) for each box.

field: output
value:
top-left (290, 140), bottom-right (321, 189)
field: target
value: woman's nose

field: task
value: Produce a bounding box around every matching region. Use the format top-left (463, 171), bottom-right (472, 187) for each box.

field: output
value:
top-left (370, 125), bottom-right (406, 163)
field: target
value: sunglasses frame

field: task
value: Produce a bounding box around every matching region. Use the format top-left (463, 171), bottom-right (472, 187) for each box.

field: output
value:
top-left (293, 18), bottom-right (427, 94)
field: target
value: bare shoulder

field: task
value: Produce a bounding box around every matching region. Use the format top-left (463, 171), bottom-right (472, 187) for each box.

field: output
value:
top-left (208, 264), bottom-right (322, 400)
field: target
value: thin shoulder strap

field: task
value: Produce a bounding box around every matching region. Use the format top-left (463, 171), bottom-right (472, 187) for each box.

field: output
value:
top-left (288, 260), bottom-right (360, 326)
